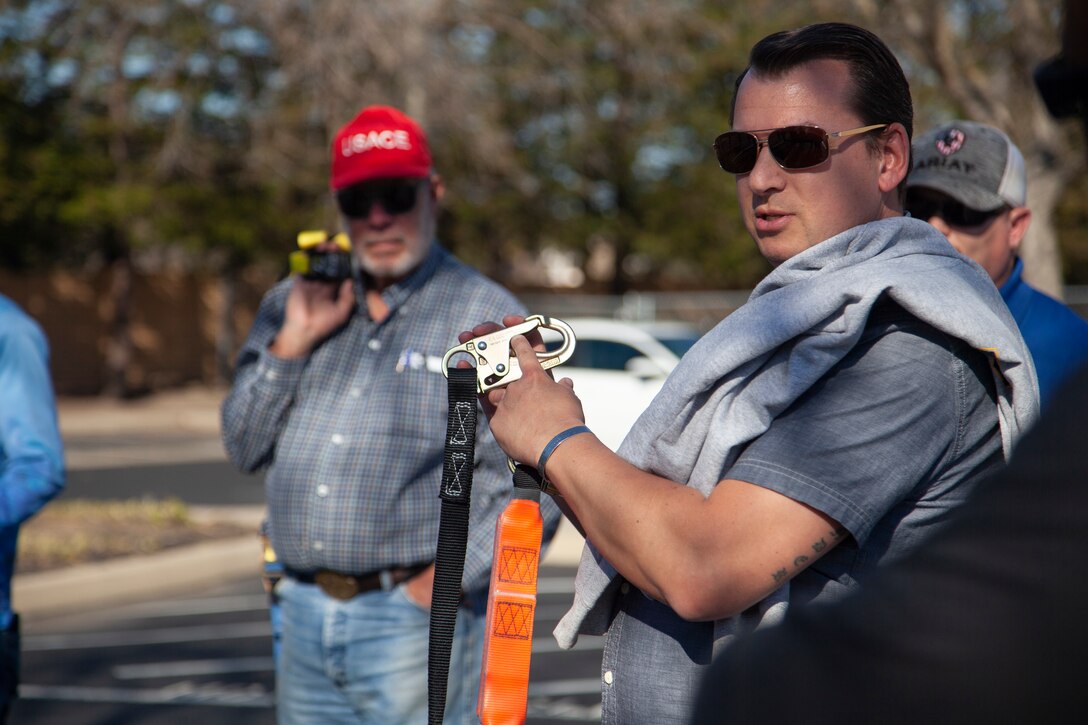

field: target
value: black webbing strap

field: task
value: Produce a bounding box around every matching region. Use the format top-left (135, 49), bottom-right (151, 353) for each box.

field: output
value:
top-left (512, 462), bottom-right (544, 495)
top-left (428, 366), bottom-right (478, 725)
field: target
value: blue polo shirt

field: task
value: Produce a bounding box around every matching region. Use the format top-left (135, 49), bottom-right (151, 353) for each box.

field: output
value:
top-left (1000, 258), bottom-right (1088, 410)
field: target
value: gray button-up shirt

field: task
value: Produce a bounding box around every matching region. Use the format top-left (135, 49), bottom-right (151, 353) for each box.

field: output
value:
top-left (222, 244), bottom-right (560, 595)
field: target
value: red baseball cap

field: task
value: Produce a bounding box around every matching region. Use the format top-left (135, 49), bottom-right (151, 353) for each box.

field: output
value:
top-left (330, 105), bottom-right (432, 190)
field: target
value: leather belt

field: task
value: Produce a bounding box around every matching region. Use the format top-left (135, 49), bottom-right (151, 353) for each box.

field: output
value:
top-left (286, 562), bottom-right (431, 601)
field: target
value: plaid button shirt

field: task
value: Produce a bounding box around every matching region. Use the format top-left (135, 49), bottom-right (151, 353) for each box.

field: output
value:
top-left (222, 245), bottom-right (560, 595)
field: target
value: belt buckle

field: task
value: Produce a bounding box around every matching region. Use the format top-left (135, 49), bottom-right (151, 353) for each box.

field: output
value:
top-left (315, 570), bottom-right (360, 601)
top-left (441, 314), bottom-right (577, 392)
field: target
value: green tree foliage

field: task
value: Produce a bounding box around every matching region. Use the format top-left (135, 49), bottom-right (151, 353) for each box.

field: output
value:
top-left (0, 13), bottom-right (80, 268)
top-left (5, 0), bottom-right (1080, 293)
top-left (1, 1), bottom-right (1083, 389)
top-left (1, 0), bottom-right (317, 268)
top-left (1056, 172), bottom-right (1088, 282)
top-left (1, 0), bottom-right (320, 390)
top-left (441, 1), bottom-right (787, 292)
top-left (830, 0), bottom-right (1085, 297)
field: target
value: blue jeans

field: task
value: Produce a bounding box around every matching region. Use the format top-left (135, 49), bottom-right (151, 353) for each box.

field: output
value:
top-left (275, 576), bottom-right (485, 725)
top-left (0, 613), bottom-right (18, 724)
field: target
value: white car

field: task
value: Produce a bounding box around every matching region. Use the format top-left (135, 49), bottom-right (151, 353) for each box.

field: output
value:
top-left (542, 317), bottom-right (703, 451)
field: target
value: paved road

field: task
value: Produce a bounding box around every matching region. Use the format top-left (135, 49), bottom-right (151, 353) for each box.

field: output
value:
top-left (23, 390), bottom-right (603, 721)
top-left (15, 576), bottom-right (277, 724)
top-left (63, 459), bottom-right (265, 505)
top-left (15, 565), bottom-right (601, 724)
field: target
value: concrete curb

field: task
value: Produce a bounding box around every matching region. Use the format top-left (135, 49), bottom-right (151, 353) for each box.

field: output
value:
top-left (542, 520), bottom-right (585, 568)
top-left (14, 517), bottom-right (585, 624)
top-left (32, 384), bottom-right (590, 622)
top-left (14, 535), bottom-right (262, 624)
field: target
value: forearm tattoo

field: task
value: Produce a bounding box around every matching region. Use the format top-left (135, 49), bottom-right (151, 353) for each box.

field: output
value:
top-left (771, 527), bottom-right (847, 585)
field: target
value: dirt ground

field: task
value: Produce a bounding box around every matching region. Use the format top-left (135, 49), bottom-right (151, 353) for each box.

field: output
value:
top-left (16, 498), bottom-right (253, 574)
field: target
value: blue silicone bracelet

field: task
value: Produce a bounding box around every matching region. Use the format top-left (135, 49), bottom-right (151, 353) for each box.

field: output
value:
top-left (537, 425), bottom-right (592, 479)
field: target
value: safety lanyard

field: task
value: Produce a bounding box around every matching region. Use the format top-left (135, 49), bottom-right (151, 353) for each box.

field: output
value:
top-left (431, 316), bottom-right (575, 725)
top-left (424, 372), bottom-right (544, 722)
top-left (428, 366), bottom-right (479, 725)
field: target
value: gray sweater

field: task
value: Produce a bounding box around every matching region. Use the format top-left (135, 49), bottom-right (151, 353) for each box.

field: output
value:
top-left (555, 215), bottom-right (1039, 649)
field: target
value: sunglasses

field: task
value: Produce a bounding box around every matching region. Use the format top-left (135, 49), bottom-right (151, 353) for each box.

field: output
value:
top-left (336, 181), bottom-right (421, 218)
top-left (713, 123), bottom-right (889, 174)
top-left (904, 193), bottom-right (1006, 227)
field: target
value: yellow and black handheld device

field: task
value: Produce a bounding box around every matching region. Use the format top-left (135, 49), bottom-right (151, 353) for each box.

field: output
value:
top-left (288, 230), bottom-right (353, 282)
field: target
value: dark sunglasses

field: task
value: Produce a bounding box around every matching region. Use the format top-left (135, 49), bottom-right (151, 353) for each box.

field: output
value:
top-left (904, 193), bottom-right (1006, 227)
top-left (713, 123), bottom-right (889, 174)
top-left (336, 181), bottom-right (420, 218)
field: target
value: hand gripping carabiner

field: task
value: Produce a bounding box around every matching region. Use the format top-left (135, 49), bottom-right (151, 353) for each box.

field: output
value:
top-left (442, 314), bottom-right (576, 393)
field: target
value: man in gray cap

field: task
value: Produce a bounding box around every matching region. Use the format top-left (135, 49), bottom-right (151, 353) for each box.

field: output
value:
top-left (906, 120), bottom-right (1088, 408)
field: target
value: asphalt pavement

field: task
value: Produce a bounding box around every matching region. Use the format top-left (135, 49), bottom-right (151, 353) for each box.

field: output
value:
top-left (14, 386), bottom-right (586, 625)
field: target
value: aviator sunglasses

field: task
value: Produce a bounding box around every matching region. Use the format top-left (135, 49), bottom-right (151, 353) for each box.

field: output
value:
top-left (714, 123), bottom-right (889, 174)
top-left (904, 192), bottom-right (1007, 228)
top-left (336, 181), bottom-right (421, 218)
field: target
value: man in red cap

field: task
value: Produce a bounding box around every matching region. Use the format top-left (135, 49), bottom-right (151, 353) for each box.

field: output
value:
top-left (223, 105), bottom-right (560, 723)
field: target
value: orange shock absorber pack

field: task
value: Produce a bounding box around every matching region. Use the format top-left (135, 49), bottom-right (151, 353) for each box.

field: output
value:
top-left (477, 466), bottom-right (545, 725)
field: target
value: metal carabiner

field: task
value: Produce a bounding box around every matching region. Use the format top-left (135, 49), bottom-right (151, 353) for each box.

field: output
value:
top-left (442, 314), bottom-right (576, 392)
